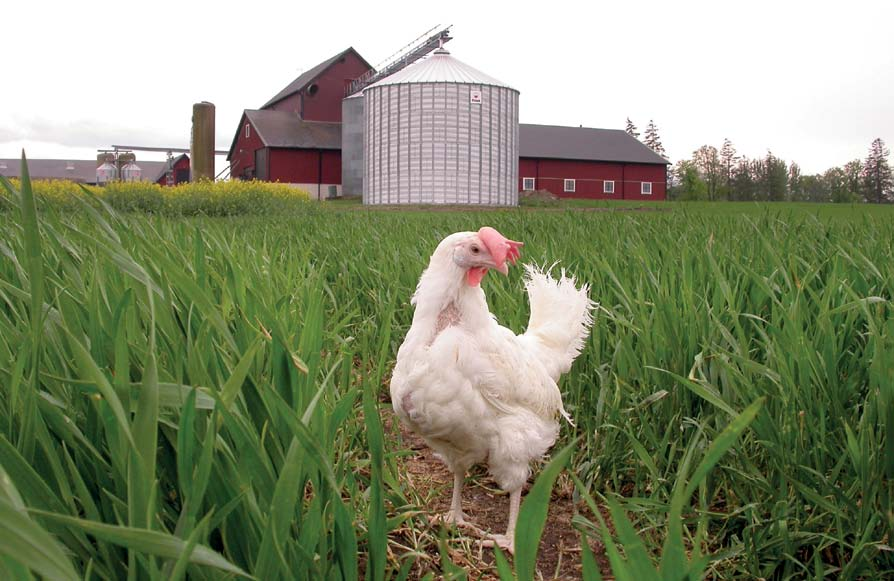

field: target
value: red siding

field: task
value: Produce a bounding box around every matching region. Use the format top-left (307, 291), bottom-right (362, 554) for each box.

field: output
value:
top-left (229, 114), bottom-right (265, 180)
top-left (320, 150), bottom-right (341, 184)
top-left (267, 51), bottom-right (372, 122)
top-left (519, 157), bottom-right (666, 200)
top-left (267, 148), bottom-right (342, 185)
top-left (154, 155), bottom-right (191, 186)
top-left (269, 149), bottom-right (318, 183)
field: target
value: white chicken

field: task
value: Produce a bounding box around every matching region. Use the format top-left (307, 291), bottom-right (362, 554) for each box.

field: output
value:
top-left (390, 226), bottom-right (594, 551)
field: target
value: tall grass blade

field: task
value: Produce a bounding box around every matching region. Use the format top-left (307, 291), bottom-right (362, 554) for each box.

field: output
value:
top-left (513, 440), bottom-right (576, 580)
top-left (31, 510), bottom-right (250, 577)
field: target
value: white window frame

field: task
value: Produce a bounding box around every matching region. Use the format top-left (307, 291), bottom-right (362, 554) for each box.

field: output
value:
top-left (245, 123), bottom-right (251, 139)
top-left (641, 182), bottom-right (652, 195)
top-left (522, 177), bottom-right (536, 190)
top-left (564, 179), bottom-right (576, 193)
top-left (604, 180), bottom-right (615, 194)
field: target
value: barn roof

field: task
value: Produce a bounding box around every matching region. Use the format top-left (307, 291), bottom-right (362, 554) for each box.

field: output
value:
top-left (365, 48), bottom-right (512, 89)
top-left (519, 124), bottom-right (669, 165)
top-left (0, 158), bottom-right (177, 184)
top-left (245, 110), bottom-right (342, 150)
top-left (262, 47), bottom-right (373, 110)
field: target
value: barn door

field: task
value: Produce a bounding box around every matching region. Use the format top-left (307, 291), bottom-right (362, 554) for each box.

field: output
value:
top-left (255, 148), bottom-right (268, 181)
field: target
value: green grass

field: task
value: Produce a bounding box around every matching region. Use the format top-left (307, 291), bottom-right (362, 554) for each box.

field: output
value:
top-left (1, 163), bottom-right (893, 579)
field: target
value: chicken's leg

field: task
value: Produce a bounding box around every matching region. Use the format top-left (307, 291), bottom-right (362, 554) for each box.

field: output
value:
top-left (444, 472), bottom-right (466, 524)
top-left (482, 488), bottom-right (521, 554)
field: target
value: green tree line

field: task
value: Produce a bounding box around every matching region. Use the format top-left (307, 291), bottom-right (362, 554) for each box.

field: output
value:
top-left (668, 137), bottom-right (892, 203)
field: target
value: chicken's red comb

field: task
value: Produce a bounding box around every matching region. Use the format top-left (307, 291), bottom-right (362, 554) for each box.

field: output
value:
top-left (478, 227), bottom-right (523, 269)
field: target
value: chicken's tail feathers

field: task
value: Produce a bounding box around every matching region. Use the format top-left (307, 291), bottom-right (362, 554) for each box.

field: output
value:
top-left (521, 263), bottom-right (596, 381)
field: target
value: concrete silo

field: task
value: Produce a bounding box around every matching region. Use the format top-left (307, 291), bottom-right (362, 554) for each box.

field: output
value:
top-left (361, 48), bottom-right (519, 205)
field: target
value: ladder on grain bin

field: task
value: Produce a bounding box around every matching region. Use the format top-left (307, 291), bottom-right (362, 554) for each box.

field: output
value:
top-left (345, 25), bottom-right (453, 96)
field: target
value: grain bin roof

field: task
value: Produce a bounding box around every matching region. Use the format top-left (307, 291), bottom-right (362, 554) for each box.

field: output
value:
top-left (262, 47), bottom-right (373, 109)
top-left (365, 48), bottom-right (513, 89)
top-left (519, 124), bottom-right (670, 165)
top-left (244, 110), bottom-right (341, 149)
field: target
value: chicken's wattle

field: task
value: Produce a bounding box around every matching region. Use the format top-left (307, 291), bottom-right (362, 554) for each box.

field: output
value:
top-left (467, 267), bottom-right (489, 286)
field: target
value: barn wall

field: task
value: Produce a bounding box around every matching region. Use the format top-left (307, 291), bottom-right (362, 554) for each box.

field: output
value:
top-left (267, 52), bottom-right (372, 122)
top-left (268, 148), bottom-right (342, 199)
top-left (230, 114), bottom-right (265, 180)
top-left (519, 158), bottom-right (666, 200)
top-left (268, 94), bottom-right (301, 115)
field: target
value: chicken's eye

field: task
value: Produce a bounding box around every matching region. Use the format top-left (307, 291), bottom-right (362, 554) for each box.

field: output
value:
top-left (470, 245), bottom-right (480, 254)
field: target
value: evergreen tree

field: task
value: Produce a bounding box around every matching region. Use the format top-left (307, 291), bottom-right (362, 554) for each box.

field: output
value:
top-left (731, 157), bottom-right (756, 201)
top-left (763, 151), bottom-right (788, 201)
top-left (720, 138), bottom-right (738, 200)
top-left (862, 138), bottom-right (893, 203)
top-left (788, 163), bottom-right (804, 201)
top-left (643, 120), bottom-right (667, 158)
top-left (625, 118), bottom-right (640, 140)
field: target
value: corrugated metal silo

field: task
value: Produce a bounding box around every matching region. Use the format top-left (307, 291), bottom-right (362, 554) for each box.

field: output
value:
top-left (341, 92), bottom-right (365, 196)
top-left (363, 48), bottom-right (519, 205)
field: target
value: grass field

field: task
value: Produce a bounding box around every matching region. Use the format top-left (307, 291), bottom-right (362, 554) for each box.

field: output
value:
top-left (1, 173), bottom-right (893, 579)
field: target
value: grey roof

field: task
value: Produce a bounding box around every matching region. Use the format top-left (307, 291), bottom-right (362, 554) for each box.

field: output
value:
top-left (519, 124), bottom-right (670, 165)
top-left (244, 110), bottom-right (342, 149)
top-left (262, 47), bottom-right (373, 109)
top-left (0, 158), bottom-right (174, 184)
top-left (365, 48), bottom-right (513, 90)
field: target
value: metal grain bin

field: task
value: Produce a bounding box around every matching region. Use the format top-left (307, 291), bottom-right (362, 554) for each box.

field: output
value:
top-left (363, 48), bottom-right (519, 206)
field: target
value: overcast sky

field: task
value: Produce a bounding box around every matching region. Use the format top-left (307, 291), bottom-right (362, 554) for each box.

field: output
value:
top-left (3, 1), bottom-right (892, 174)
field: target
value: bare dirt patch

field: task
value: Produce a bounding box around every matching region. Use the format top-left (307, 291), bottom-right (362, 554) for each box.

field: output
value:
top-left (383, 410), bottom-right (611, 579)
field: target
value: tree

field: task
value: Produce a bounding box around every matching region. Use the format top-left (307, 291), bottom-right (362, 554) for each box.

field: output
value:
top-left (731, 157), bottom-right (757, 201)
top-left (843, 159), bottom-right (864, 200)
top-left (823, 166), bottom-right (857, 203)
top-left (788, 162), bottom-right (804, 201)
top-left (800, 174), bottom-right (828, 203)
top-left (692, 145), bottom-right (722, 201)
top-left (672, 160), bottom-right (707, 201)
top-left (862, 138), bottom-right (893, 203)
top-left (762, 151), bottom-right (788, 201)
top-left (643, 120), bottom-right (667, 159)
top-left (719, 138), bottom-right (738, 200)
top-left (625, 118), bottom-right (640, 140)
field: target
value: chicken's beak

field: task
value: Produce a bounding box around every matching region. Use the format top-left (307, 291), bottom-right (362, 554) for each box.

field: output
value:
top-left (492, 261), bottom-right (510, 276)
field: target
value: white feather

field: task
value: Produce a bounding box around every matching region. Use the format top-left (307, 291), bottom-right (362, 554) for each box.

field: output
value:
top-left (390, 234), bottom-right (595, 493)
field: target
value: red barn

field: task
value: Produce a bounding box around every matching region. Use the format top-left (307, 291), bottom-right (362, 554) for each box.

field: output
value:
top-left (226, 43), bottom-right (670, 202)
top-left (227, 47), bottom-right (373, 197)
top-left (154, 154), bottom-right (190, 186)
top-left (518, 125), bottom-right (669, 200)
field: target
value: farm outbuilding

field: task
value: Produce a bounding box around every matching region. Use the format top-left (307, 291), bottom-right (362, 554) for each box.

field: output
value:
top-left (518, 125), bottom-right (668, 200)
top-left (359, 47), bottom-right (519, 205)
top-left (226, 34), bottom-right (669, 203)
top-left (227, 47), bottom-right (373, 198)
top-left (229, 110), bottom-right (341, 198)
top-left (0, 155), bottom-right (190, 186)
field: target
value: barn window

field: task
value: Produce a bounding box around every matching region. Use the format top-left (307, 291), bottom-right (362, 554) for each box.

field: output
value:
top-left (641, 182), bottom-right (652, 195)
top-left (564, 179), bottom-right (576, 193)
top-left (245, 123), bottom-right (250, 139)
top-left (523, 177), bottom-right (536, 190)
top-left (604, 180), bottom-right (615, 194)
